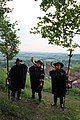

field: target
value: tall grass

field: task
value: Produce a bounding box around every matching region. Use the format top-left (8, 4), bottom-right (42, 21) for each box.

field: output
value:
top-left (0, 67), bottom-right (7, 92)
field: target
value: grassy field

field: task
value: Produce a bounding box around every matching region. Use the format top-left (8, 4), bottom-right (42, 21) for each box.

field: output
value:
top-left (0, 68), bottom-right (80, 120)
top-left (0, 88), bottom-right (80, 120)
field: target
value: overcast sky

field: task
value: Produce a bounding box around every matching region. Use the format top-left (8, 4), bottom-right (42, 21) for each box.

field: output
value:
top-left (7, 0), bottom-right (80, 54)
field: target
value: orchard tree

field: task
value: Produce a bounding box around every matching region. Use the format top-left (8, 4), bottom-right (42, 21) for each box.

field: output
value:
top-left (31, 0), bottom-right (80, 75)
top-left (0, 16), bottom-right (20, 74)
top-left (0, 0), bottom-right (20, 74)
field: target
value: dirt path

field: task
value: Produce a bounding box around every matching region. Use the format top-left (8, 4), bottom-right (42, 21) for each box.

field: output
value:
top-left (43, 91), bottom-right (52, 99)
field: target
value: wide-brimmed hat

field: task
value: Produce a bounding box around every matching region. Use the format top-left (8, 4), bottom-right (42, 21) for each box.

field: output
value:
top-left (36, 60), bottom-right (43, 65)
top-left (53, 62), bottom-right (64, 68)
top-left (15, 58), bottom-right (22, 63)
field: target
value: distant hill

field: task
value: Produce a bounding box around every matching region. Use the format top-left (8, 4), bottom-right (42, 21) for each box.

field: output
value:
top-left (0, 52), bottom-right (80, 68)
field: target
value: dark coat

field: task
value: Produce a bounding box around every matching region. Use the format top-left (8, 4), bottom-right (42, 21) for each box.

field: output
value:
top-left (29, 65), bottom-right (36, 90)
top-left (21, 64), bottom-right (28, 89)
top-left (50, 69), bottom-right (67, 97)
top-left (8, 64), bottom-right (27, 91)
top-left (29, 65), bottom-right (45, 93)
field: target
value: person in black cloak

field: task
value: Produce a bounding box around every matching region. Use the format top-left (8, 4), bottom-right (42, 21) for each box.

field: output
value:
top-left (29, 58), bottom-right (45, 102)
top-left (49, 62), bottom-right (67, 109)
top-left (8, 58), bottom-right (28, 101)
top-left (21, 61), bottom-right (28, 89)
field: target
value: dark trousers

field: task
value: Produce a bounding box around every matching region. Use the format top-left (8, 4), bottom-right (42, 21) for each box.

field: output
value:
top-left (32, 89), bottom-right (35, 98)
top-left (32, 89), bottom-right (42, 101)
top-left (11, 89), bottom-right (21, 99)
top-left (54, 94), bottom-right (64, 105)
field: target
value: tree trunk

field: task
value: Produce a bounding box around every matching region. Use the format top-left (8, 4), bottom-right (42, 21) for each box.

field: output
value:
top-left (6, 56), bottom-right (9, 75)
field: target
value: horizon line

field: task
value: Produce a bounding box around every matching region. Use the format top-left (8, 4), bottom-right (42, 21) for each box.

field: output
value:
top-left (19, 51), bottom-right (80, 54)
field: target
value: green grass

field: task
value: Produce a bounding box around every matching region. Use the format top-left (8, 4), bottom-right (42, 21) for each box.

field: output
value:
top-left (0, 68), bottom-right (80, 120)
top-left (0, 97), bottom-right (37, 120)
top-left (0, 67), bottom-right (7, 92)
top-left (43, 78), bottom-right (51, 92)
top-left (0, 90), bottom-right (80, 120)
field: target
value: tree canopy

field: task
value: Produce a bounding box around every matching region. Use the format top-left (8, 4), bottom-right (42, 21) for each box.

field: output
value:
top-left (0, 0), bottom-right (13, 15)
top-left (0, 16), bottom-right (20, 60)
top-left (0, 0), bottom-right (20, 73)
top-left (31, 0), bottom-right (80, 51)
top-left (0, 0), bottom-right (20, 59)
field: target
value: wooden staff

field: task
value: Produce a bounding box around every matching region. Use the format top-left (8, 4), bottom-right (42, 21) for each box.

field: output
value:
top-left (66, 49), bottom-right (73, 89)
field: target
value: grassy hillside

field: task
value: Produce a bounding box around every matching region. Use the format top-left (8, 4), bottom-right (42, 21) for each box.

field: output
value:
top-left (0, 88), bottom-right (80, 120)
top-left (0, 68), bottom-right (80, 120)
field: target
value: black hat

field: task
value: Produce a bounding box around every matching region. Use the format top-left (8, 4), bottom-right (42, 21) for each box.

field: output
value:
top-left (36, 60), bottom-right (43, 65)
top-left (53, 62), bottom-right (64, 68)
top-left (15, 58), bottom-right (22, 63)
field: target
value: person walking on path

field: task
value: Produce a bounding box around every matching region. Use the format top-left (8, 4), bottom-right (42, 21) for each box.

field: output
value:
top-left (50, 62), bottom-right (67, 109)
